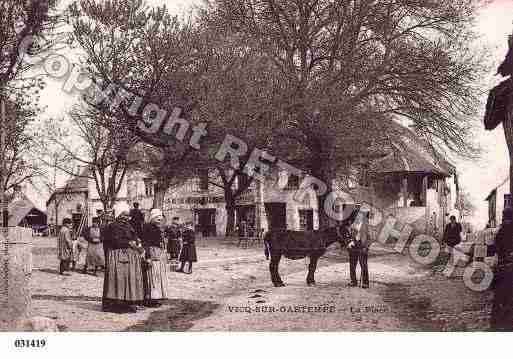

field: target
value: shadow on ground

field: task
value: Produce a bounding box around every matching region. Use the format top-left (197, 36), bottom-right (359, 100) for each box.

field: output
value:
top-left (32, 294), bottom-right (219, 331)
top-left (126, 299), bottom-right (220, 331)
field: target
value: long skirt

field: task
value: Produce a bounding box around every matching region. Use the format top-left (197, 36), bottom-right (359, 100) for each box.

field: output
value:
top-left (103, 248), bottom-right (145, 305)
top-left (179, 243), bottom-right (197, 262)
top-left (167, 239), bottom-right (182, 259)
top-left (142, 246), bottom-right (170, 300)
top-left (86, 242), bottom-right (105, 267)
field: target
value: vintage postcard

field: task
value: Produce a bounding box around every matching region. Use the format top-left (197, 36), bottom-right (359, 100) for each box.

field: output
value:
top-left (1, 1), bottom-right (513, 352)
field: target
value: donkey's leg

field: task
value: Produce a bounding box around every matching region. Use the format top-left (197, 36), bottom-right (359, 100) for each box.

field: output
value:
top-left (270, 254), bottom-right (285, 287)
top-left (307, 255), bottom-right (319, 286)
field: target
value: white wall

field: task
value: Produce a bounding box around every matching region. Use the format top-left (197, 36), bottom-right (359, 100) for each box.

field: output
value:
top-left (46, 192), bottom-right (87, 225)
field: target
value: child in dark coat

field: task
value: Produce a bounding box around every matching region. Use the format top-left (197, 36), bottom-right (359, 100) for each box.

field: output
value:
top-left (177, 222), bottom-right (197, 274)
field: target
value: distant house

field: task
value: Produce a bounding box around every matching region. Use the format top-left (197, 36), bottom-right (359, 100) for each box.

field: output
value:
top-left (8, 195), bottom-right (47, 228)
top-left (46, 166), bottom-right (153, 228)
top-left (485, 177), bottom-right (509, 228)
top-left (46, 167), bottom-right (89, 227)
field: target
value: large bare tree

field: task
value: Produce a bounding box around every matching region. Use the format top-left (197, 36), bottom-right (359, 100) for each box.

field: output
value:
top-left (37, 103), bottom-right (140, 211)
top-left (206, 0), bottom-right (488, 226)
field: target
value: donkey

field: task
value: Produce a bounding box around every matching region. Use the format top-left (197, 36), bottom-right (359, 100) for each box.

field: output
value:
top-left (263, 225), bottom-right (347, 287)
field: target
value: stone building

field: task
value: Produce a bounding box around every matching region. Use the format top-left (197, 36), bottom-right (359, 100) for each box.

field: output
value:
top-left (162, 124), bottom-right (460, 237)
top-left (485, 176), bottom-right (509, 228)
top-left (46, 167), bottom-right (154, 229)
top-left (46, 124), bottom-right (459, 238)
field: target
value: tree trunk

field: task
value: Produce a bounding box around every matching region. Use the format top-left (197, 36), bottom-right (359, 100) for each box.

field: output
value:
top-left (311, 153), bottom-right (336, 229)
top-left (225, 190), bottom-right (236, 236)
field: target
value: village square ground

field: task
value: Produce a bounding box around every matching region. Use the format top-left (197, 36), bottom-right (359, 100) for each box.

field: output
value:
top-left (26, 236), bottom-right (492, 331)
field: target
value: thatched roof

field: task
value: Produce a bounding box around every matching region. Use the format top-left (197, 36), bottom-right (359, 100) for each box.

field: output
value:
top-left (8, 197), bottom-right (46, 227)
top-left (46, 167), bottom-right (91, 207)
top-left (369, 121), bottom-right (455, 177)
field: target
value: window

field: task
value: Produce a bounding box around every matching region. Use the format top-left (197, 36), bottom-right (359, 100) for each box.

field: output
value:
top-left (143, 178), bottom-right (154, 197)
top-left (285, 174), bottom-right (300, 190)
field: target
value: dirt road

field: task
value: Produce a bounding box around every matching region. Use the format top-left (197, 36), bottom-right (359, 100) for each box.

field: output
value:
top-left (27, 237), bottom-right (492, 331)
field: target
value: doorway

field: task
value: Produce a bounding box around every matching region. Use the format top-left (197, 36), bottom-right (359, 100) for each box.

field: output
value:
top-left (298, 209), bottom-right (314, 231)
top-left (195, 208), bottom-right (217, 237)
top-left (265, 202), bottom-right (287, 230)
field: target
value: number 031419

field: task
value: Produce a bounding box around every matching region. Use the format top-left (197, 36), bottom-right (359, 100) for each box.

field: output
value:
top-left (14, 339), bottom-right (46, 348)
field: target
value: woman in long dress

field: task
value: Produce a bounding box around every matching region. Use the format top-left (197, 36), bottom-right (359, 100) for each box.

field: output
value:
top-left (102, 203), bottom-right (145, 313)
top-left (141, 209), bottom-right (170, 307)
top-left (82, 217), bottom-right (105, 276)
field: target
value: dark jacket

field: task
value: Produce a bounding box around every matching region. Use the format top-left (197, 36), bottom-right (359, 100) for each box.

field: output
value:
top-left (141, 222), bottom-right (164, 249)
top-left (165, 224), bottom-right (182, 240)
top-left (108, 218), bottom-right (138, 250)
top-left (179, 228), bottom-right (197, 262)
top-left (443, 222), bottom-right (462, 246)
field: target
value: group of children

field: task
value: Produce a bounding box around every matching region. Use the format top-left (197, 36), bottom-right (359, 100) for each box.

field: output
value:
top-left (164, 216), bottom-right (197, 274)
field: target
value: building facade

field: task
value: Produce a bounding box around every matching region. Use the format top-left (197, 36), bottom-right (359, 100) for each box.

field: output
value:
top-left (46, 127), bottom-right (460, 238)
top-left (485, 177), bottom-right (509, 228)
top-left (46, 167), bottom-right (155, 229)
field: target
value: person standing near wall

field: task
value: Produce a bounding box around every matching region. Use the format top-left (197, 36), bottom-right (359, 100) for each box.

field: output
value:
top-left (57, 218), bottom-right (74, 276)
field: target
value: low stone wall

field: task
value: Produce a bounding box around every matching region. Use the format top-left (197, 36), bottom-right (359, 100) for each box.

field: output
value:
top-left (382, 206), bottom-right (427, 234)
top-left (0, 227), bottom-right (33, 329)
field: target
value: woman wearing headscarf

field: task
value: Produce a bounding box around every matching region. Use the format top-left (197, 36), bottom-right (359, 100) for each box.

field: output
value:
top-left (82, 217), bottom-right (105, 276)
top-left (141, 209), bottom-right (170, 307)
top-left (102, 202), bottom-right (145, 313)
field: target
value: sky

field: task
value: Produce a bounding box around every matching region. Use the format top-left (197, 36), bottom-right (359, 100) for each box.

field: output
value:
top-left (29, 0), bottom-right (513, 230)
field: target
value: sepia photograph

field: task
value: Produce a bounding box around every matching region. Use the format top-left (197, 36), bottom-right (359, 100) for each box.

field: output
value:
top-left (1, 0), bottom-right (513, 352)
